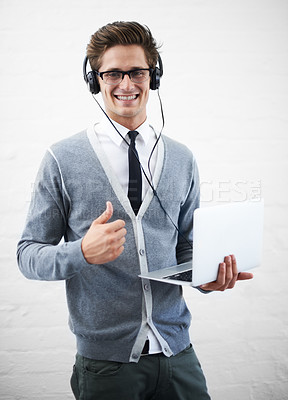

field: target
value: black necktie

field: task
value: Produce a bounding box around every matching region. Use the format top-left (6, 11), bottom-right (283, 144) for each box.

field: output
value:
top-left (128, 131), bottom-right (142, 214)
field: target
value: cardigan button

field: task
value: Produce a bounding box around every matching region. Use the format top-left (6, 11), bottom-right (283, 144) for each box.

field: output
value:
top-left (139, 249), bottom-right (145, 256)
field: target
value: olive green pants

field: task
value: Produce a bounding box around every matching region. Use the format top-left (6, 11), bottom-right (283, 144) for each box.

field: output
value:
top-left (71, 344), bottom-right (211, 400)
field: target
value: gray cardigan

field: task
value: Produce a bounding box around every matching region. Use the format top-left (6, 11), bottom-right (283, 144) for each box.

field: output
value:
top-left (17, 128), bottom-right (200, 363)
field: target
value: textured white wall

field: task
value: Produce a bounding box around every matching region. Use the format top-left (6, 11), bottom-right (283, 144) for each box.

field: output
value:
top-left (1, 0), bottom-right (288, 399)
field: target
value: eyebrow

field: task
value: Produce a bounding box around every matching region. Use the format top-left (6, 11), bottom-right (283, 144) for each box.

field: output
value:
top-left (100, 66), bottom-right (149, 72)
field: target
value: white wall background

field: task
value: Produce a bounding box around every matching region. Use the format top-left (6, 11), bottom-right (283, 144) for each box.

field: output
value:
top-left (1, 0), bottom-right (288, 399)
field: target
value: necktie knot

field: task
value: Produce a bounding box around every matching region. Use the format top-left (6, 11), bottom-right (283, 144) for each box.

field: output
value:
top-left (128, 131), bottom-right (139, 145)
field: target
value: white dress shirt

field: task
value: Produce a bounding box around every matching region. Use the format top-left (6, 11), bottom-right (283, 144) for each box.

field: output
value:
top-left (94, 116), bottom-right (158, 200)
top-left (93, 116), bottom-right (162, 354)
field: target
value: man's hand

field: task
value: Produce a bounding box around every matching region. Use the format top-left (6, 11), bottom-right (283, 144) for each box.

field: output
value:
top-left (81, 201), bottom-right (127, 265)
top-left (199, 254), bottom-right (253, 292)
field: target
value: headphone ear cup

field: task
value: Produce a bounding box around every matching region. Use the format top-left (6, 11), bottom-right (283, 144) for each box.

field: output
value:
top-left (150, 67), bottom-right (161, 90)
top-left (86, 71), bottom-right (100, 94)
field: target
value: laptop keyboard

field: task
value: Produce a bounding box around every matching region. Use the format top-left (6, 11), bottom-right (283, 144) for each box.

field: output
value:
top-left (163, 269), bottom-right (192, 282)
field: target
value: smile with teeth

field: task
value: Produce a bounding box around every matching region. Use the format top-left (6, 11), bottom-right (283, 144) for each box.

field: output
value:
top-left (115, 94), bottom-right (139, 101)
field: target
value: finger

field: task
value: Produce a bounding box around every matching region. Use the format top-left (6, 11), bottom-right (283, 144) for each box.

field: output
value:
top-left (94, 201), bottom-right (113, 225)
top-left (227, 254), bottom-right (238, 289)
top-left (216, 262), bottom-right (231, 291)
top-left (109, 219), bottom-right (126, 232)
top-left (231, 254), bottom-right (237, 274)
top-left (224, 256), bottom-right (233, 285)
top-left (117, 236), bottom-right (126, 248)
top-left (109, 240), bottom-right (125, 261)
top-left (217, 262), bottom-right (226, 287)
top-left (115, 245), bottom-right (125, 258)
top-left (200, 263), bottom-right (226, 291)
top-left (111, 227), bottom-right (127, 242)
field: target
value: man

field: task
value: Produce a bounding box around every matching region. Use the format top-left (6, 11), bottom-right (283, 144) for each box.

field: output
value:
top-left (17, 21), bottom-right (253, 400)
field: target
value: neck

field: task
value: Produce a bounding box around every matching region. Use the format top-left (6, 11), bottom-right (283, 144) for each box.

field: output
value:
top-left (119, 119), bottom-right (146, 131)
top-left (106, 112), bottom-right (147, 131)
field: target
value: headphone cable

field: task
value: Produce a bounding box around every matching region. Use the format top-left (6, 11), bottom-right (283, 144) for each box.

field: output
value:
top-left (91, 93), bottom-right (193, 250)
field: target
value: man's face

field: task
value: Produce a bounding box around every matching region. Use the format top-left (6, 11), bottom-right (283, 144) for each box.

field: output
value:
top-left (98, 45), bottom-right (151, 129)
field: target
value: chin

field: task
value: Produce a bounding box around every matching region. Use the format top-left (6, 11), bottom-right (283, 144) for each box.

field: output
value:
top-left (115, 107), bottom-right (142, 118)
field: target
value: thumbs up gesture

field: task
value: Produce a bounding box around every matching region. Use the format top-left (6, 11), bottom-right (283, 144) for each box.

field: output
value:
top-left (81, 201), bottom-right (127, 264)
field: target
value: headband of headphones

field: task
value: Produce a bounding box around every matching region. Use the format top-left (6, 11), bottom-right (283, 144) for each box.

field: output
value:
top-left (83, 53), bottom-right (163, 94)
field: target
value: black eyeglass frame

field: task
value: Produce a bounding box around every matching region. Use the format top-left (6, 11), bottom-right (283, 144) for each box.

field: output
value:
top-left (94, 68), bottom-right (153, 85)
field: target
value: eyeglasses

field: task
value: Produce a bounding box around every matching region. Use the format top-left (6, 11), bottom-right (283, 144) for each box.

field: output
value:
top-left (95, 68), bottom-right (152, 85)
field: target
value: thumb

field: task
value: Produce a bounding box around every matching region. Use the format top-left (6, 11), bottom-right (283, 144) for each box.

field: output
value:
top-left (237, 272), bottom-right (254, 281)
top-left (94, 201), bottom-right (113, 225)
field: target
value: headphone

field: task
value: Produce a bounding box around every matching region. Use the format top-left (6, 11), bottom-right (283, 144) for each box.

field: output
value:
top-left (83, 53), bottom-right (163, 94)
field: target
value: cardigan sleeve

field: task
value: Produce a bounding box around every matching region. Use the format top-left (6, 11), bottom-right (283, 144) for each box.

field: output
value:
top-left (17, 150), bottom-right (90, 281)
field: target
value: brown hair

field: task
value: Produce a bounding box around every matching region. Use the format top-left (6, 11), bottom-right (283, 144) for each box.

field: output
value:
top-left (87, 21), bottom-right (160, 71)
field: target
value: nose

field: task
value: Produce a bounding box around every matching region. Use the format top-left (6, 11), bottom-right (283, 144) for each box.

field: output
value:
top-left (118, 73), bottom-right (134, 90)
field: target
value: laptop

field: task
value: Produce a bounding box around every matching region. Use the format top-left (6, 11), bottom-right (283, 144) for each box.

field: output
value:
top-left (139, 200), bottom-right (264, 287)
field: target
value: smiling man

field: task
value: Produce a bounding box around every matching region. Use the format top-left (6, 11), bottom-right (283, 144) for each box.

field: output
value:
top-left (95, 45), bottom-right (150, 128)
top-left (17, 21), bottom-right (252, 400)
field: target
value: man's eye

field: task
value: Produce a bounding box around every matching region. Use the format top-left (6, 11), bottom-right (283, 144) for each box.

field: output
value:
top-left (107, 72), bottom-right (121, 78)
top-left (133, 71), bottom-right (144, 76)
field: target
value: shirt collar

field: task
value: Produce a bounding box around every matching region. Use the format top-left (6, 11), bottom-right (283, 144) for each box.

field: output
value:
top-left (96, 116), bottom-right (155, 147)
